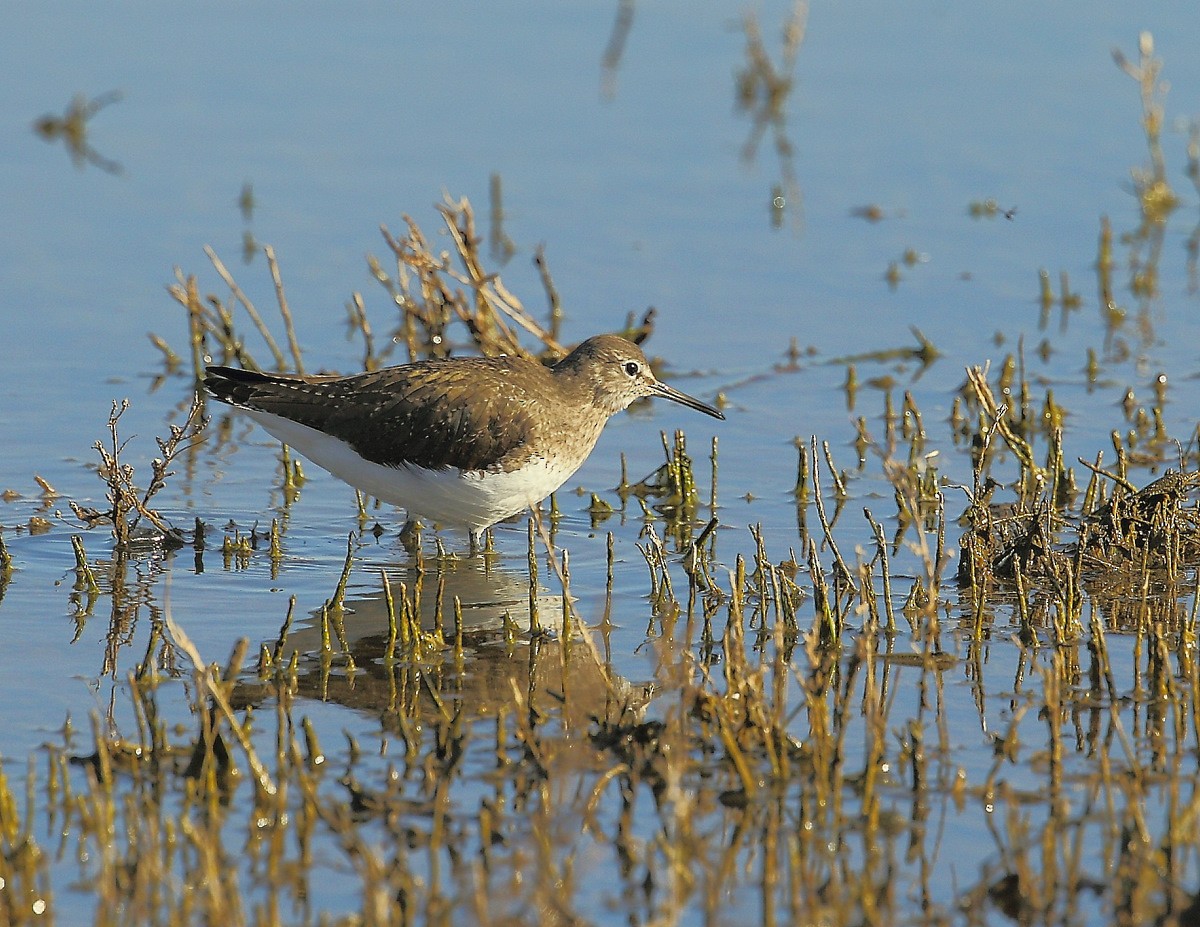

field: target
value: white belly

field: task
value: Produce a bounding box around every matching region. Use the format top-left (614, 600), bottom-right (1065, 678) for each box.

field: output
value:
top-left (244, 410), bottom-right (578, 532)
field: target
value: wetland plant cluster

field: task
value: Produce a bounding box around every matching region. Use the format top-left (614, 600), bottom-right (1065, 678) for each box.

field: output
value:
top-left (4, 30), bottom-right (1200, 927)
top-left (7, 409), bottom-right (1200, 925)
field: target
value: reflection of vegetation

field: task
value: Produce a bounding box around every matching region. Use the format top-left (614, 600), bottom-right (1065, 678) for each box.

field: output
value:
top-left (967, 198), bottom-right (1017, 220)
top-left (487, 172), bottom-right (517, 265)
top-left (1011, 31), bottom-right (1194, 367)
top-left (827, 327), bottom-right (941, 372)
top-left (1187, 121), bottom-right (1200, 292)
top-left (1112, 33), bottom-right (1178, 228)
top-left (0, 533), bottom-right (11, 606)
top-left (735, 2), bottom-right (807, 228)
top-left (1103, 32), bottom-right (1180, 353)
top-left (600, 0), bottom-right (636, 100)
top-left (239, 182), bottom-right (258, 264)
top-left (32, 90), bottom-right (124, 175)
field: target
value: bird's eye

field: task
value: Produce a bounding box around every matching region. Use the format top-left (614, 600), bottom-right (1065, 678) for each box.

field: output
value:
top-left (623, 361), bottom-right (640, 377)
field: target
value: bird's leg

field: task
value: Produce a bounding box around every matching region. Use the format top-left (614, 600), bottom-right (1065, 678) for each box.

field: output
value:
top-left (468, 527), bottom-right (486, 555)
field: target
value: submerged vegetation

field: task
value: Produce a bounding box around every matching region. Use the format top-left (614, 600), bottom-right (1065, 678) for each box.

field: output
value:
top-left (5, 24), bottom-right (1200, 927)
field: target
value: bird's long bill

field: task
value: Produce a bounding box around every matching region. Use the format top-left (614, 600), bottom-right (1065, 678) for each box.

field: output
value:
top-left (651, 381), bottom-right (725, 420)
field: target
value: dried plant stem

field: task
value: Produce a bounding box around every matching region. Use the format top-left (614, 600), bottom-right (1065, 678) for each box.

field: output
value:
top-left (205, 244), bottom-right (287, 370)
top-left (264, 244), bottom-right (304, 373)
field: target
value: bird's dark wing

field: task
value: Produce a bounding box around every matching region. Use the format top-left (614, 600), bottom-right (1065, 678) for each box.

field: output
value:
top-left (204, 359), bottom-right (541, 472)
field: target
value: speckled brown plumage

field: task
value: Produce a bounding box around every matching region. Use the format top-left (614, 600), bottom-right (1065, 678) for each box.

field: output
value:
top-left (202, 334), bottom-right (723, 540)
top-left (206, 353), bottom-right (568, 473)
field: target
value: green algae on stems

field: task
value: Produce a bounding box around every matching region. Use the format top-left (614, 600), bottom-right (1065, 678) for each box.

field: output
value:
top-left (69, 535), bottom-right (100, 596)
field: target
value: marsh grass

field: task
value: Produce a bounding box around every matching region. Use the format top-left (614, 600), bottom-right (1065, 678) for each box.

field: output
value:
top-left (14, 450), bottom-right (1200, 926)
top-left (9, 30), bottom-right (1200, 927)
top-left (25, 316), bottom-right (1200, 924)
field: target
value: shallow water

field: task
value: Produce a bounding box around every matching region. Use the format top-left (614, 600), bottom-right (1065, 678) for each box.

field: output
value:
top-left (3, 3), bottom-right (1200, 924)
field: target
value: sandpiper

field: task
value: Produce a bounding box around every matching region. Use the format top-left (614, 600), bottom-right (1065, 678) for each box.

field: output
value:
top-left (203, 335), bottom-right (723, 546)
